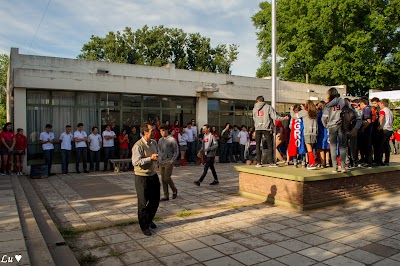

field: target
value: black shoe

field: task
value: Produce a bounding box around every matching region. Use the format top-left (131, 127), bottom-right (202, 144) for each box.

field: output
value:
top-left (83, 170), bottom-right (89, 173)
top-left (76, 171), bottom-right (81, 174)
top-left (160, 198), bottom-right (169, 201)
top-left (210, 180), bottom-right (219, 185)
top-left (103, 169), bottom-right (108, 172)
top-left (172, 191), bottom-right (177, 199)
top-left (142, 228), bottom-right (152, 236)
top-left (149, 222), bottom-right (157, 229)
top-left (49, 173), bottom-right (56, 176)
top-left (194, 181), bottom-right (200, 186)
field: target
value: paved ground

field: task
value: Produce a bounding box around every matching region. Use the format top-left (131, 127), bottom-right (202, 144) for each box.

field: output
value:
top-left (26, 156), bottom-right (400, 266)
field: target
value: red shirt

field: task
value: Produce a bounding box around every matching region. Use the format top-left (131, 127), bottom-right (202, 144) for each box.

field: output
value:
top-left (394, 132), bottom-right (400, 142)
top-left (15, 134), bottom-right (28, 151)
top-left (118, 136), bottom-right (129, 149)
top-left (171, 125), bottom-right (180, 140)
top-left (153, 129), bottom-right (161, 142)
top-left (1, 131), bottom-right (15, 142)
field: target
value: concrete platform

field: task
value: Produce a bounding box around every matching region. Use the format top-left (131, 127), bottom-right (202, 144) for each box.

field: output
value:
top-left (235, 163), bottom-right (400, 210)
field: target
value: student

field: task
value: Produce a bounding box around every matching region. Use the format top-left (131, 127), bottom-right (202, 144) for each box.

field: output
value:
top-left (211, 126), bottom-right (219, 140)
top-left (178, 127), bottom-right (188, 167)
top-left (194, 124), bottom-right (219, 186)
top-left (275, 119), bottom-right (286, 162)
top-left (88, 126), bottom-right (102, 172)
top-left (359, 97), bottom-right (373, 168)
top-left (315, 101), bottom-right (330, 168)
top-left (197, 127), bottom-right (205, 165)
top-left (244, 131), bottom-right (257, 165)
top-left (14, 128), bottom-right (27, 176)
top-left (59, 125), bottom-right (73, 175)
top-left (227, 125), bottom-right (236, 163)
top-left (322, 88), bottom-right (348, 173)
top-left (346, 98), bottom-right (362, 168)
top-left (238, 125), bottom-right (248, 163)
top-left (1, 123), bottom-right (16, 175)
top-left (185, 122), bottom-right (195, 163)
top-left (74, 123), bottom-right (89, 173)
top-left (288, 105), bottom-right (306, 168)
top-left (370, 97), bottom-right (382, 165)
top-left (232, 125), bottom-right (240, 162)
top-left (394, 129), bottom-right (400, 155)
top-left (102, 125), bottom-right (116, 171)
top-left (171, 120), bottom-right (181, 141)
top-left (158, 126), bottom-right (179, 201)
top-left (379, 99), bottom-right (394, 165)
top-left (219, 123), bottom-right (230, 163)
top-left (118, 129), bottom-right (130, 171)
top-left (39, 124), bottom-right (55, 177)
top-left (390, 133), bottom-right (396, 155)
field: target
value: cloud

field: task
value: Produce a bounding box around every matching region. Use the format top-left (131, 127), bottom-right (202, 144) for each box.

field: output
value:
top-left (0, 0), bottom-right (264, 76)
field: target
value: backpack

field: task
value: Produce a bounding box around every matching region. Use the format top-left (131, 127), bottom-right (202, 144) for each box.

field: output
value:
top-left (340, 105), bottom-right (357, 132)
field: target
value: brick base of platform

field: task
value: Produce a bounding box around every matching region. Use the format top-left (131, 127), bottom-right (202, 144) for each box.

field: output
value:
top-left (238, 169), bottom-right (400, 210)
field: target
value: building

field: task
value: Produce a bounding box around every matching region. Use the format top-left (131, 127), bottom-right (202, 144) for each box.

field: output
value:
top-left (6, 48), bottom-right (345, 171)
top-left (369, 89), bottom-right (400, 106)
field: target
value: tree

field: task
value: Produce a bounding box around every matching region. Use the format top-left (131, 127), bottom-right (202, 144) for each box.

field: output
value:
top-left (78, 25), bottom-right (239, 74)
top-left (253, 0), bottom-right (400, 96)
top-left (0, 54), bottom-right (9, 127)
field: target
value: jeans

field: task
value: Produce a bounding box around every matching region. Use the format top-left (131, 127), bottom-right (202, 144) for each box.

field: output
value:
top-left (360, 131), bottom-right (372, 165)
top-left (135, 174), bottom-right (160, 230)
top-left (199, 157), bottom-right (218, 182)
top-left (233, 142), bottom-right (240, 161)
top-left (61, 149), bottom-right (71, 174)
top-left (104, 146), bottom-right (114, 170)
top-left (227, 143), bottom-right (235, 162)
top-left (382, 130), bottom-right (393, 163)
top-left (75, 147), bottom-right (87, 172)
top-left (346, 132), bottom-right (358, 165)
top-left (219, 142), bottom-right (227, 162)
top-left (396, 141), bottom-right (400, 155)
top-left (43, 149), bottom-right (54, 175)
top-left (90, 150), bottom-right (100, 171)
top-left (159, 163), bottom-right (177, 198)
top-left (256, 130), bottom-right (274, 164)
top-left (187, 141), bottom-right (195, 162)
top-left (328, 126), bottom-right (348, 169)
top-left (239, 144), bottom-right (246, 162)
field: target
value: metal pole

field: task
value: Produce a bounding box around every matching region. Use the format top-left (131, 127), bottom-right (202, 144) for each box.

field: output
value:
top-left (271, 0), bottom-right (277, 164)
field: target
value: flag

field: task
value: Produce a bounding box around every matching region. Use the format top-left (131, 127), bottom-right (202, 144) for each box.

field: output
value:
top-left (288, 118), bottom-right (306, 157)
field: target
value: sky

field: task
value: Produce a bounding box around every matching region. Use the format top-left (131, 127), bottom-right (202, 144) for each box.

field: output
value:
top-left (0, 0), bottom-right (264, 77)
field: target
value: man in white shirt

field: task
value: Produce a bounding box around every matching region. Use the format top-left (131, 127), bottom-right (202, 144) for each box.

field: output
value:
top-left (39, 124), bottom-right (55, 176)
top-left (88, 126), bottom-right (102, 171)
top-left (379, 99), bottom-right (394, 165)
top-left (185, 123), bottom-right (195, 163)
top-left (74, 123), bottom-right (88, 173)
top-left (191, 119), bottom-right (198, 158)
top-left (238, 125), bottom-right (248, 163)
top-left (59, 125), bottom-right (73, 175)
top-left (102, 125), bottom-right (116, 171)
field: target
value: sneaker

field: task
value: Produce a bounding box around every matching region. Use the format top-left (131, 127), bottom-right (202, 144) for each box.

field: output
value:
top-left (160, 198), bottom-right (169, 201)
top-left (142, 228), bottom-right (152, 236)
top-left (5, 171), bottom-right (10, 175)
top-left (307, 164), bottom-right (317, 170)
top-left (269, 164), bottom-right (278, 168)
top-left (361, 163), bottom-right (372, 169)
top-left (255, 164), bottom-right (262, 168)
top-left (302, 162), bottom-right (306, 168)
top-left (172, 190), bottom-right (177, 199)
top-left (294, 162), bottom-right (298, 168)
top-left (16, 172), bottom-right (20, 176)
top-left (210, 180), bottom-right (219, 185)
top-left (194, 181), bottom-right (200, 186)
top-left (332, 169), bottom-right (338, 173)
top-left (1, 172), bottom-right (5, 176)
top-left (83, 170), bottom-right (89, 173)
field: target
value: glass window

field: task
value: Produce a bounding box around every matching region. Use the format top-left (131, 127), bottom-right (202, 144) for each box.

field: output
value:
top-left (235, 100), bottom-right (249, 111)
top-left (52, 92), bottom-right (75, 106)
top-left (122, 94), bottom-right (142, 108)
top-left (143, 96), bottom-right (160, 108)
top-left (208, 100), bottom-right (219, 111)
top-left (143, 109), bottom-right (161, 125)
top-left (100, 93), bottom-right (120, 107)
top-left (77, 108), bottom-right (98, 131)
top-left (27, 106), bottom-right (51, 165)
top-left (162, 109), bottom-right (180, 126)
top-left (122, 108), bottom-right (142, 129)
top-left (27, 91), bottom-right (50, 105)
top-left (220, 100), bottom-right (234, 111)
top-left (101, 108), bottom-right (120, 132)
top-left (77, 93), bottom-right (97, 106)
top-left (161, 96), bottom-right (195, 109)
top-left (52, 107), bottom-right (74, 137)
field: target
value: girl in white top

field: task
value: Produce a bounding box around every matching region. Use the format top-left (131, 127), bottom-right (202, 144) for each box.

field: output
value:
top-left (178, 127), bottom-right (188, 167)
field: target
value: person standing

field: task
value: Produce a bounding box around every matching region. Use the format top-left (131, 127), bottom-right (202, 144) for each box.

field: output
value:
top-left (378, 99), bottom-right (394, 165)
top-left (15, 128), bottom-right (27, 176)
top-left (219, 123), bottom-right (230, 163)
top-left (232, 125), bottom-right (240, 162)
top-left (194, 124), bottom-right (219, 186)
top-left (238, 125), bottom-right (248, 163)
top-left (253, 96), bottom-right (285, 167)
top-left (158, 126), bottom-right (179, 201)
top-left (74, 123), bottom-right (88, 173)
top-left (191, 119), bottom-right (198, 158)
top-left (118, 129), bottom-right (130, 171)
top-left (132, 122), bottom-right (160, 236)
top-left (39, 124), bottom-right (55, 177)
top-left (197, 128), bottom-right (205, 165)
top-left (171, 120), bottom-right (181, 141)
top-left (88, 127), bottom-right (102, 172)
top-left (178, 127), bottom-right (188, 167)
top-left (59, 125), bottom-right (73, 175)
top-left (102, 125), bottom-right (116, 171)
top-left (370, 97), bottom-right (382, 165)
top-left (394, 129), bottom-right (400, 155)
top-left (315, 102), bottom-right (330, 168)
top-left (185, 122), bottom-right (195, 163)
top-left (359, 98), bottom-right (373, 168)
top-left (227, 125), bottom-right (235, 163)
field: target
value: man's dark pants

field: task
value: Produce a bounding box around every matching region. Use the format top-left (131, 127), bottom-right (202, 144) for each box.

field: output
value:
top-left (239, 144), bottom-right (245, 162)
top-left (382, 130), bottom-right (393, 164)
top-left (199, 157), bottom-right (218, 182)
top-left (90, 150), bottom-right (100, 171)
top-left (227, 143), bottom-right (235, 162)
top-left (360, 132), bottom-right (372, 165)
top-left (256, 130), bottom-right (274, 164)
top-left (135, 174), bottom-right (160, 230)
top-left (187, 141), bottom-right (195, 162)
top-left (233, 142), bottom-right (240, 161)
top-left (43, 149), bottom-right (54, 175)
top-left (75, 147), bottom-right (87, 172)
top-left (61, 149), bottom-right (71, 174)
top-left (346, 133), bottom-right (358, 166)
top-left (104, 147), bottom-right (114, 170)
top-left (372, 130), bottom-right (383, 164)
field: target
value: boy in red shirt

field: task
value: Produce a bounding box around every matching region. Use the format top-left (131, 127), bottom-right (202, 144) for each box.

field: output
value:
top-left (394, 129), bottom-right (400, 155)
top-left (15, 128), bottom-right (28, 175)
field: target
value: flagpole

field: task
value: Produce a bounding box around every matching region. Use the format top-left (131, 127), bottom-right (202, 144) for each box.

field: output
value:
top-left (271, 0), bottom-right (277, 164)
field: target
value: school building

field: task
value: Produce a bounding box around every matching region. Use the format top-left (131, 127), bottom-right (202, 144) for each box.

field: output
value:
top-left (6, 48), bottom-right (345, 171)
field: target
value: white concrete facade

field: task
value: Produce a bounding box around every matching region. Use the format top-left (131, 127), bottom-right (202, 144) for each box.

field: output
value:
top-left (7, 48), bottom-right (346, 172)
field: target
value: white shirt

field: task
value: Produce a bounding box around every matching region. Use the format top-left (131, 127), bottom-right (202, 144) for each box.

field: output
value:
top-left (102, 130), bottom-right (116, 147)
top-left (238, 131), bottom-right (248, 145)
top-left (40, 131), bottom-right (54, 150)
top-left (184, 128), bottom-right (194, 142)
top-left (203, 133), bottom-right (212, 153)
top-left (380, 107), bottom-right (394, 131)
top-left (191, 126), bottom-right (198, 139)
top-left (88, 133), bottom-right (102, 151)
top-left (74, 130), bottom-right (87, 148)
top-left (59, 132), bottom-right (73, 150)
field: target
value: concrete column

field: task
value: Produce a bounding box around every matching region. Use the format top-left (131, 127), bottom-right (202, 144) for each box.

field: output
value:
top-left (13, 87), bottom-right (29, 172)
top-left (196, 93), bottom-right (208, 132)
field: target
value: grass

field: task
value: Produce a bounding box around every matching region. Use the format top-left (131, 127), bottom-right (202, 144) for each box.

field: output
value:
top-left (77, 252), bottom-right (98, 266)
top-left (177, 210), bottom-right (201, 218)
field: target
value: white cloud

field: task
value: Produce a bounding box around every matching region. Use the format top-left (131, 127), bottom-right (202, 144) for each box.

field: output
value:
top-left (0, 0), bottom-right (264, 76)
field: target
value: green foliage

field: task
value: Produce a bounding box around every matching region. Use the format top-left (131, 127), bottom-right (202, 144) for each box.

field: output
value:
top-left (176, 210), bottom-right (201, 218)
top-left (78, 25), bottom-right (239, 74)
top-left (253, 0), bottom-right (400, 96)
top-left (391, 101), bottom-right (400, 131)
top-left (0, 54), bottom-right (8, 126)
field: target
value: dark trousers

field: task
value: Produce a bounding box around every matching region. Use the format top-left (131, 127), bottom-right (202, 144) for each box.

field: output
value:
top-left (75, 147), bottom-right (87, 172)
top-left (43, 149), bottom-right (54, 175)
top-left (360, 132), bottom-right (372, 164)
top-left (233, 142), bottom-right (240, 161)
top-left (135, 174), bottom-right (160, 230)
top-left (227, 143), bottom-right (235, 162)
top-left (61, 149), bottom-right (71, 174)
top-left (346, 133), bottom-right (358, 165)
top-left (240, 144), bottom-right (246, 162)
top-left (199, 156), bottom-right (218, 182)
top-left (187, 141), bottom-right (195, 162)
top-left (104, 147), bottom-right (114, 170)
top-left (90, 150), bottom-right (100, 171)
top-left (219, 142), bottom-right (227, 162)
top-left (372, 130), bottom-right (383, 164)
top-left (256, 130), bottom-right (273, 164)
top-left (382, 130), bottom-right (393, 163)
